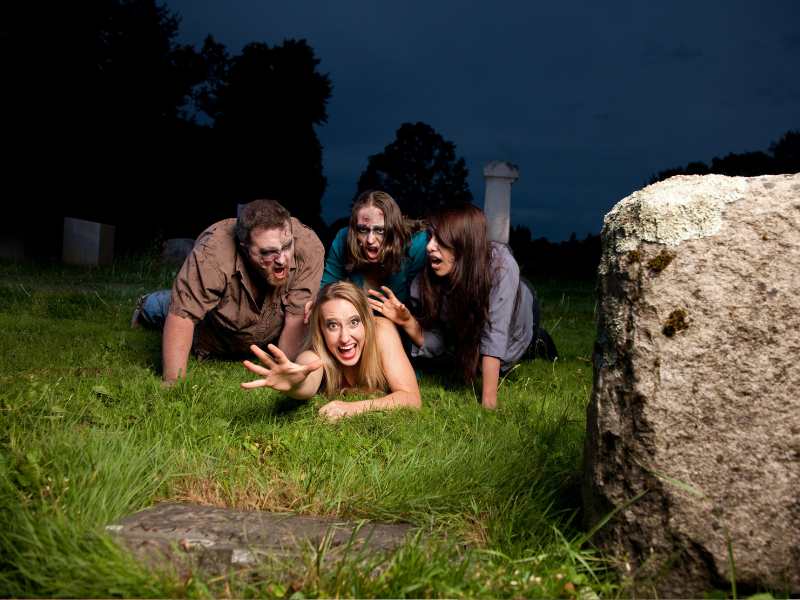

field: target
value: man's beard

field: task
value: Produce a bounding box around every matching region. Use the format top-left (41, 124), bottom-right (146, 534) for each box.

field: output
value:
top-left (264, 270), bottom-right (288, 288)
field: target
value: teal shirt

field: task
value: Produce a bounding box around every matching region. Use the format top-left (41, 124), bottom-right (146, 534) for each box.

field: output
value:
top-left (320, 228), bottom-right (429, 303)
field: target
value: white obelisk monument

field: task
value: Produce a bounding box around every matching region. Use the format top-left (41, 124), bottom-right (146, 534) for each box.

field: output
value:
top-left (483, 161), bottom-right (519, 244)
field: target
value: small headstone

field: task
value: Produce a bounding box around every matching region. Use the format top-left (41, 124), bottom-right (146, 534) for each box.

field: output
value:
top-left (162, 238), bottom-right (195, 265)
top-left (584, 174), bottom-right (800, 596)
top-left (62, 217), bottom-right (115, 266)
top-left (483, 161), bottom-right (519, 244)
top-left (107, 502), bottom-right (415, 575)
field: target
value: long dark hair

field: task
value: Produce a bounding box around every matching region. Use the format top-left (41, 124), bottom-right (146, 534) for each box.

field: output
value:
top-left (346, 190), bottom-right (415, 274)
top-left (417, 204), bottom-right (492, 380)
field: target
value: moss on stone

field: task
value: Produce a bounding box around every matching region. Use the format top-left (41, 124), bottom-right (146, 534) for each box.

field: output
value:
top-left (647, 250), bottom-right (675, 273)
top-left (662, 309), bottom-right (688, 337)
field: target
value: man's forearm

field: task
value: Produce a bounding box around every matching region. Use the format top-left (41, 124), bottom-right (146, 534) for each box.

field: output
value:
top-left (277, 312), bottom-right (308, 361)
top-left (162, 312), bottom-right (195, 382)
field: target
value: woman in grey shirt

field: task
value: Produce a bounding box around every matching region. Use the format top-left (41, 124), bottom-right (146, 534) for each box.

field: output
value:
top-left (368, 203), bottom-right (556, 409)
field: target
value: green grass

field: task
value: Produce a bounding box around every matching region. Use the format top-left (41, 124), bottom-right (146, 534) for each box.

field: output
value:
top-left (0, 257), bottom-right (613, 598)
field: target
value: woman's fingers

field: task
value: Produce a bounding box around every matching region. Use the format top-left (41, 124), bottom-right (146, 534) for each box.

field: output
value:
top-left (318, 401), bottom-right (344, 422)
top-left (266, 343), bottom-right (289, 364)
top-left (250, 344), bottom-right (276, 367)
top-left (242, 359), bottom-right (270, 376)
top-left (367, 288), bottom-right (387, 302)
top-left (368, 298), bottom-right (385, 313)
top-left (240, 378), bottom-right (268, 389)
top-left (380, 286), bottom-right (397, 300)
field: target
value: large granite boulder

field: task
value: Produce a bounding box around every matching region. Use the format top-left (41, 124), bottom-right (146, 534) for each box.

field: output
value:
top-left (584, 174), bottom-right (800, 596)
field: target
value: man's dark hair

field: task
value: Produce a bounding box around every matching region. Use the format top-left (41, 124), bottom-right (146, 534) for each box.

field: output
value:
top-left (236, 200), bottom-right (292, 246)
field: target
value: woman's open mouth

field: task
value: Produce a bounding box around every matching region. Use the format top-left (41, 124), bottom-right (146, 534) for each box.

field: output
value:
top-left (338, 342), bottom-right (357, 361)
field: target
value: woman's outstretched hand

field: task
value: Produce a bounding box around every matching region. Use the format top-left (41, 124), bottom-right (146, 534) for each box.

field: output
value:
top-left (367, 286), bottom-right (413, 326)
top-left (241, 344), bottom-right (322, 392)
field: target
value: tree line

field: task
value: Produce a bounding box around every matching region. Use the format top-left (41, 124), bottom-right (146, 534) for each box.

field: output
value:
top-left (648, 130), bottom-right (799, 183)
top-left (508, 130), bottom-right (798, 281)
top-left (2, 1), bottom-right (474, 258)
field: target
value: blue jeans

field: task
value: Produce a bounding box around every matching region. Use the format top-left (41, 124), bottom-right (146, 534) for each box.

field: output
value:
top-left (135, 289), bottom-right (172, 329)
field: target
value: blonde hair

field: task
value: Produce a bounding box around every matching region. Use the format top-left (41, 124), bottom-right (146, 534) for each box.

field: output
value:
top-left (308, 282), bottom-right (388, 395)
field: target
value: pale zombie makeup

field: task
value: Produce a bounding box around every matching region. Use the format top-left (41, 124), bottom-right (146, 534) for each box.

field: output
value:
top-left (355, 206), bottom-right (385, 263)
top-left (426, 234), bottom-right (456, 277)
top-left (321, 298), bottom-right (365, 367)
top-left (248, 223), bottom-right (294, 286)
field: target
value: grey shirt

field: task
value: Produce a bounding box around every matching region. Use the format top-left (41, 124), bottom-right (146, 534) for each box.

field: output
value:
top-left (410, 242), bottom-right (534, 371)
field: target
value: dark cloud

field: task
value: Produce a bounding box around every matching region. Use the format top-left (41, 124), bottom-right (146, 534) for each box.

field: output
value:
top-left (644, 43), bottom-right (704, 63)
top-left (781, 32), bottom-right (800, 51)
top-left (755, 82), bottom-right (800, 108)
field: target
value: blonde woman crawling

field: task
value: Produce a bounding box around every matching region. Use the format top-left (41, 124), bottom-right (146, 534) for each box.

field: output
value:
top-left (241, 282), bottom-right (421, 422)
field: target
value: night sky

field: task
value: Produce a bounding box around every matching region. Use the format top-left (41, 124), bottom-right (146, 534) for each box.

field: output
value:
top-left (166, 0), bottom-right (799, 241)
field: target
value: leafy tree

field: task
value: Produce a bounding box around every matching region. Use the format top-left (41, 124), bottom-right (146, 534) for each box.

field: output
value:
top-left (198, 39), bottom-right (332, 230)
top-left (2, 0), bottom-right (208, 253)
top-left (4, 2), bottom-right (332, 254)
top-left (769, 130), bottom-right (800, 173)
top-left (357, 122), bottom-right (473, 219)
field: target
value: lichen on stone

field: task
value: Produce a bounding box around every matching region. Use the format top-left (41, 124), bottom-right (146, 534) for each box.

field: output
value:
top-left (602, 175), bottom-right (748, 254)
top-left (662, 309), bottom-right (689, 337)
top-left (646, 250), bottom-right (675, 273)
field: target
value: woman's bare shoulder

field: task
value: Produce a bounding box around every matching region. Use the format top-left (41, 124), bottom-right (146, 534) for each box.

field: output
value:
top-left (374, 315), bottom-right (401, 338)
top-left (296, 349), bottom-right (322, 365)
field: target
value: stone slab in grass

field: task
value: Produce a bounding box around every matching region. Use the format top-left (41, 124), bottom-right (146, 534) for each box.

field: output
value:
top-left (107, 502), bottom-right (415, 574)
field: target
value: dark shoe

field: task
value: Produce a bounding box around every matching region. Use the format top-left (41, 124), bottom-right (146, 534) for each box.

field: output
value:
top-left (532, 328), bottom-right (558, 361)
top-left (130, 295), bottom-right (146, 328)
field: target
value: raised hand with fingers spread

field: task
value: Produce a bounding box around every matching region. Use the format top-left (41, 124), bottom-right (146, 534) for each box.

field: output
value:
top-left (241, 343), bottom-right (323, 399)
top-left (367, 286), bottom-right (410, 324)
top-left (367, 286), bottom-right (424, 347)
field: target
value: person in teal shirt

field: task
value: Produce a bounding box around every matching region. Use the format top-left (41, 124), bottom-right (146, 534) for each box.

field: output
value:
top-left (320, 190), bottom-right (428, 304)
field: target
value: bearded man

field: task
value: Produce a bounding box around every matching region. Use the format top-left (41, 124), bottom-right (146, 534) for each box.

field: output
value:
top-left (133, 199), bottom-right (324, 383)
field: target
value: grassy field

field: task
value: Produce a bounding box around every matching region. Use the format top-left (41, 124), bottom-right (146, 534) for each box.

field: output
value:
top-left (0, 256), bottom-right (611, 598)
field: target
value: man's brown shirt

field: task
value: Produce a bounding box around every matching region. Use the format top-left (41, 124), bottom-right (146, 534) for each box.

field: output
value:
top-left (168, 217), bottom-right (324, 358)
